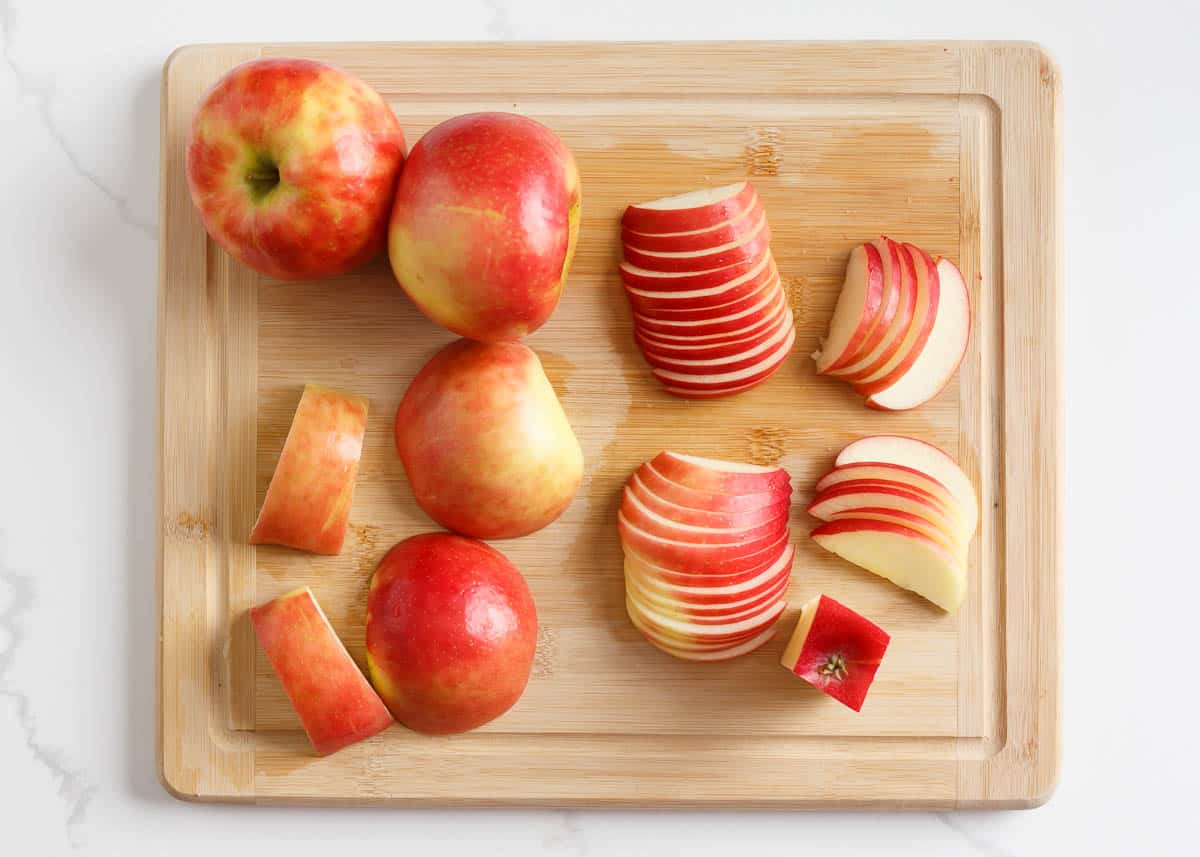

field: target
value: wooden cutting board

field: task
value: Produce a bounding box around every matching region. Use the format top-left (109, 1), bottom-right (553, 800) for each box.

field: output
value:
top-left (157, 42), bottom-right (1062, 807)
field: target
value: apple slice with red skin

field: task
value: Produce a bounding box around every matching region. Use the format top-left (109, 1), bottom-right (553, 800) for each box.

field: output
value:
top-left (621, 528), bottom-right (790, 578)
top-left (807, 482), bottom-right (966, 546)
top-left (651, 451), bottom-right (791, 495)
top-left (636, 462), bottom-right (790, 513)
top-left (627, 592), bottom-right (786, 642)
top-left (780, 594), bottom-right (890, 712)
top-left (827, 237), bottom-right (916, 379)
top-left (638, 311), bottom-right (794, 375)
top-left (250, 384), bottom-right (368, 555)
top-left (627, 544), bottom-right (794, 604)
top-left (250, 587), bottom-right (393, 755)
top-left (620, 489), bottom-right (788, 545)
top-left (813, 472), bottom-right (967, 538)
top-left (810, 518), bottom-right (967, 612)
top-left (626, 474), bottom-right (789, 529)
top-left (813, 242), bottom-right (885, 373)
top-left (866, 257), bottom-right (970, 410)
top-left (823, 506), bottom-right (966, 563)
top-left (623, 538), bottom-right (790, 588)
top-left (627, 561), bottom-right (790, 616)
top-left (622, 198), bottom-right (763, 252)
top-left (619, 244), bottom-right (772, 291)
top-left (659, 372), bottom-right (783, 398)
top-left (850, 243), bottom-right (941, 393)
top-left (636, 304), bottom-right (789, 362)
top-left (624, 254), bottom-right (775, 311)
top-left (622, 213), bottom-right (771, 273)
top-left (836, 435), bottom-right (977, 535)
top-left (633, 278), bottom-right (782, 333)
top-left (816, 462), bottom-right (963, 523)
top-left (821, 238), bottom-right (904, 373)
top-left (651, 325), bottom-right (796, 391)
top-left (636, 288), bottom-right (787, 345)
top-left (621, 182), bottom-right (756, 234)
top-left (628, 605), bottom-right (781, 661)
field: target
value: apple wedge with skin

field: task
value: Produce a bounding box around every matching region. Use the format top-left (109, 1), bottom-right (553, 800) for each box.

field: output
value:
top-left (825, 237), bottom-right (916, 379)
top-left (621, 181), bottom-right (757, 234)
top-left (251, 587), bottom-right (393, 755)
top-left (622, 213), bottom-right (771, 273)
top-left (866, 257), bottom-right (970, 410)
top-left (621, 198), bottom-right (763, 252)
top-left (810, 519), bottom-right (967, 612)
top-left (812, 242), bottom-right (885, 373)
top-left (836, 435), bottom-right (978, 534)
top-left (780, 594), bottom-right (891, 712)
top-left (820, 237), bottom-right (904, 373)
top-left (250, 384), bottom-right (368, 555)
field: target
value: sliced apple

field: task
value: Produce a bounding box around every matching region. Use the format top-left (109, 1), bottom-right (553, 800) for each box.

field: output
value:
top-left (632, 270), bottom-right (781, 323)
top-left (621, 181), bottom-right (756, 234)
top-left (250, 384), bottom-right (368, 555)
top-left (650, 324), bottom-right (796, 391)
top-left (624, 254), bottom-right (775, 311)
top-left (627, 592), bottom-right (786, 641)
top-left (627, 564), bottom-right (790, 615)
top-left (250, 587), bottom-right (393, 755)
top-left (835, 435), bottom-right (977, 535)
top-left (812, 242), bottom-right (885, 373)
top-left (651, 451), bottom-right (791, 494)
top-left (628, 605), bottom-right (780, 661)
top-left (636, 289), bottom-right (787, 346)
top-left (815, 462), bottom-right (964, 524)
top-left (627, 544), bottom-right (795, 602)
top-left (780, 594), bottom-right (890, 712)
top-left (823, 506), bottom-right (965, 563)
top-left (807, 481), bottom-right (968, 545)
top-left (810, 519), bottom-right (967, 612)
top-left (620, 488), bottom-right (787, 545)
top-left (621, 198), bottom-right (763, 252)
top-left (636, 300), bottom-right (790, 360)
top-left (627, 574), bottom-right (788, 623)
top-left (633, 280), bottom-right (783, 335)
top-left (618, 512), bottom-right (785, 568)
top-left (627, 473), bottom-right (788, 529)
top-left (638, 312), bottom-right (795, 375)
top-left (827, 236), bottom-right (916, 379)
top-left (866, 257), bottom-right (970, 410)
top-left (636, 462), bottom-right (789, 513)
top-left (622, 213), bottom-right (771, 273)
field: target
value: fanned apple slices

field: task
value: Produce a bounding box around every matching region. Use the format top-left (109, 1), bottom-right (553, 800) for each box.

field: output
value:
top-left (807, 436), bottom-right (978, 612)
top-left (814, 237), bottom-right (970, 410)
top-left (621, 182), bottom-right (794, 398)
top-left (619, 451), bottom-right (794, 660)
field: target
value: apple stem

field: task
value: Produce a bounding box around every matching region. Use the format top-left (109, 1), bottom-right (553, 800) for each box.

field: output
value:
top-left (819, 654), bottom-right (848, 681)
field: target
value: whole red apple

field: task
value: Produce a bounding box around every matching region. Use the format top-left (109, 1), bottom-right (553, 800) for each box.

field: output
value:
top-left (388, 112), bottom-right (581, 341)
top-left (366, 533), bottom-right (538, 734)
top-left (186, 58), bottom-right (405, 280)
top-left (395, 339), bottom-right (584, 539)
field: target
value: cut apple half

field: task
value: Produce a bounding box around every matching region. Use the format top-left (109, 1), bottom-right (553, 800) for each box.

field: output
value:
top-left (851, 243), bottom-right (941, 393)
top-left (622, 212), bottom-right (771, 273)
top-left (827, 237), bottom-right (916, 379)
top-left (651, 325), bottom-right (796, 390)
top-left (812, 242), bottom-right (885, 374)
top-left (621, 181), bottom-right (755, 234)
top-left (866, 257), bottom-right (970, 410)
top-left (638, 312), bottom-right (794, 375)
top-left (621, 198), bottom-right (763, 252)
top-left (811, 519), bottom-right (967, 612)
top-left (835, 435), bottom-right (977, 535)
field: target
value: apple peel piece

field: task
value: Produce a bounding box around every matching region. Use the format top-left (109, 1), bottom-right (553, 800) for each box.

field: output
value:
top-left (780, 594), bottom-right (890, 712)
top-left (250, 384), bottom-right (368, 555)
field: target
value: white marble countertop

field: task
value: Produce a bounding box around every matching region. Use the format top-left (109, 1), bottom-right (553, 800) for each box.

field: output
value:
top-left (2, 0), bottom-right (1198, 853)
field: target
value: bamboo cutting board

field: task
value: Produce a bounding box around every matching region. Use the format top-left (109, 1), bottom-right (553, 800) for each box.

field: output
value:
top-left (157, 42), bottom-right (1062, 807)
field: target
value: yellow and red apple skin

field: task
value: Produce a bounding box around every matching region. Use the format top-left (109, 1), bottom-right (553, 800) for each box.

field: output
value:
top-left (186, 58), bottom-right (405, 280)
top-left (250, 587), bottom-right (393, 756)
top-left (366, 534), bottom-right (538, 735)
top-left (395, 339), bottom-right (584, 539)
top-left (250, 384), bottom-right (368, 555)
top-left (388, 112), bottom-right (581, 341)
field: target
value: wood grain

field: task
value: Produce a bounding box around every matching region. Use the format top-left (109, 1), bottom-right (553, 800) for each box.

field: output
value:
top-left (158, 42), bottom-right (1061, 807)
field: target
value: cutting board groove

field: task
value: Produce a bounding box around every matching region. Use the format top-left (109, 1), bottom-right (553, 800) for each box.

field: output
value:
top-left (158, 41), bottom-right (1061, 807)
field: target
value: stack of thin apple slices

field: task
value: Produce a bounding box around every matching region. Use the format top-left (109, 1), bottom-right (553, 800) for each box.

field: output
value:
top-left (813, 238), bottom-right (970, 410)
top-left (620, 451), bottom-right (794, 659)
top-left (621, 182), bottom-right (795, 398)
top-left (806, 436), bottom-right (978, 612)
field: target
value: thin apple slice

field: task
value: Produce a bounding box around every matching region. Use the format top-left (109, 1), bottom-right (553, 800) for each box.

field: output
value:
top-left (626, 564), bottom-right (790, 615)
top-left (810, 519), bottom-right (967, 612)
top-left (620, 252), bottom-right (767, 293)
top-left (250, 587), bottom-right (393, 755)
top-left (826, 237), bottom-right (916, 378)
top-left (622, 213), bottom-right (771, 273)
top-left (620, 488), bottom-right (787, 545)
top-left (621, 182), bottom-right (755, 234)
top-left (652, 324), bottom-right (796, 391)
top-left (816, 462), bottom-right (963, 522)
top-left (627, 574), bottom-right (788, 623)
top-left (250, 384), bottom-right (368, 555)
top-left (627, 473), bottom-right (788, 529)
top-left (780, 594), bottom-right (890, 712)
top-left (812, 242), bottom-right (885, 373)
top-left (636, 289), bottom-right (787, 345)
top-left (627, 592), bottom-right (786, 640)
top-left (652, 451), bottom-right (791, 494)
top-left (628, 605), bottom-right (780, 661)
top-left (835, 435), bottom-right (977, 535)
top-left (624, 536), bottom-right (789, 587)
top-left (636, 462), bottom-right (789, 513)
top-left (624, 253), bottom-right (774, 311)
top-left (633, 278), bottom-right (783, 333)
top-left (627, 544), bottom-right (795, 602)
top-left (851, 243), bottom-right (941, 393)
top-left (825, 237), bottom-right (903, 371)
top-left (638, 312), bottom-right (794, 374)
top-left (807, 480), bottom-right (968, 545)
top-left (637, 300), bottom-right (790, 360)
top-left (824, 506), bottom-right (966, 563)
top-left (621, 199), bottom-right (763, 252)
top-left (866, 257), bottom-right (970, 410)
top-left (618, 512), bottom-right (784, 568)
